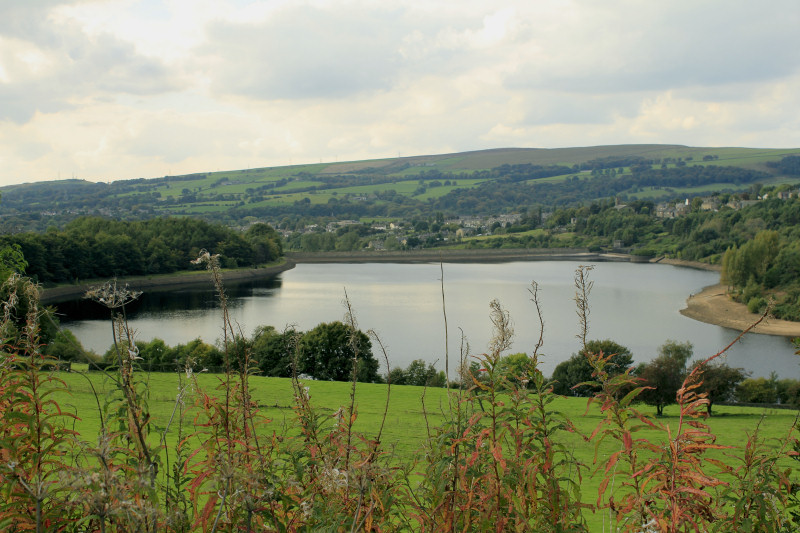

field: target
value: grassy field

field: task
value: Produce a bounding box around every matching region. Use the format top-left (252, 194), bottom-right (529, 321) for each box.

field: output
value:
top-left (127, 145), bottom-right (800, 207)
top-left (49, 365), bottom-right (799, 532)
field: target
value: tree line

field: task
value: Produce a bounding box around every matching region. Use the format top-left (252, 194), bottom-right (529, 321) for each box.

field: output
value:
top-left (0, 216), bottom-right (283, 284)
top-left (81, 321), bottom-right (381, 383)
top-left (548, 338), bottom-right (797, 414)
top-left (721, 229), bottom-right (800, 320)
top-left (86, 325), bottom-right (795, 412)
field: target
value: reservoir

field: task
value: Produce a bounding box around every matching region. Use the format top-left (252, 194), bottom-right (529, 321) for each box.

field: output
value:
top-left (57, 261), bottom-right (799, 379)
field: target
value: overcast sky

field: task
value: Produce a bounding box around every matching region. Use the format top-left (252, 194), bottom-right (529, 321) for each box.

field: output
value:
top-left (1, 0), bottom-right (798, 186)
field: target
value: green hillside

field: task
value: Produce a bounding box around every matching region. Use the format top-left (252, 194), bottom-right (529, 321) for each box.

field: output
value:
top-left (2, 145), bottom-right (800, 232)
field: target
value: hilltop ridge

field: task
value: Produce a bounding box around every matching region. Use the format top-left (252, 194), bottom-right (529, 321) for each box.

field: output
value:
top-left (1, 144), bottom-right (798, 233)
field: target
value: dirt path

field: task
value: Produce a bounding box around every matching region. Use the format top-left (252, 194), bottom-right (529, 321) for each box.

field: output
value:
top-left (680, 283), bottom-right (800, 338)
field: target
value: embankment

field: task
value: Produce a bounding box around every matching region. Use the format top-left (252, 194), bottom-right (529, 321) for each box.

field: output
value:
top-left (39, 258), bottom-right (296, 305)
top-left (286, 248), bottom-right (628, 263)
top-left (651, 256), bottom-right (721, 272)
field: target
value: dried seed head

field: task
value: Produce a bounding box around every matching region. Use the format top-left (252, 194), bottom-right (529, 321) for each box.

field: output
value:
top-left (85, 280), bottom-right (142, 309)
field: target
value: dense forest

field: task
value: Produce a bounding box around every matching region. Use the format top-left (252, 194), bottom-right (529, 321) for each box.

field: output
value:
top-left (0, 217), bottom-right (282, 284)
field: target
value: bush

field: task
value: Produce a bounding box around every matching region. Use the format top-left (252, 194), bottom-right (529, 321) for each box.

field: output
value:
top-left (777, 378), bottom-right (800, 405)
top-left (737, 375), bottom-right (779, 403)
top-left (747, 296), bottom-right (766, 314)
top-left (551, 339), bottom-right (633, 396)
top-left (386, 359), bottom-right (445, 387)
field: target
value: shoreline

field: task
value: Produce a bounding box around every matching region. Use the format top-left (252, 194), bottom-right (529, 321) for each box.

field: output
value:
top-left (286, 248), bottom-right (628, 263)
top-left (651, 256), bottom-right (722, 272)
top-left (38, 248), bottom-right (800, 337)
top-left (39, 258), bottom-right (296, 304)
top-left (680, 283), bottom-right (800, 338)
top-left (38, 249), bottom-right (622, 304)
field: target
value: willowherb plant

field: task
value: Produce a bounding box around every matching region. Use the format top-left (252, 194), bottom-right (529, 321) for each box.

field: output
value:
top-left (411, 284), bottom-right (588, 532)
top-left (70, 279), bottom-right (163, 532)
top-left (0, 274), bottom-right (79, 532)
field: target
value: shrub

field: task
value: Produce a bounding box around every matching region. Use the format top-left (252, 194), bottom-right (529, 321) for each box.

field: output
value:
top-left (747, 296), bottom-right (766, 314)
top-left (737, 375), bottom-right (779, 403)
top-left (551, 339), bottom-right (633, 396)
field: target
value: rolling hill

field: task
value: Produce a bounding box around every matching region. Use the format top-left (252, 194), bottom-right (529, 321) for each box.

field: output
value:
top-left (1, 144), bottom-right (799, 232)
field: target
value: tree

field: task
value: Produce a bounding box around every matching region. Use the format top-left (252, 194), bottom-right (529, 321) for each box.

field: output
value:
top-left (0, 243), bottom-right (27, 280)
top-left (299, 322), bottom-right (380, 382)
top-left (637, 340), bottom-right (693, 415)
top-left (496, 352), bottom-right (533, 386)
top-left (551, 340), bottom-right (633, 397)
top-left (689, 360), bottom-right (749, 415)
top-left (136, 338), bottom-right (171, 369)
top-left (390, 359), bottom-right (445, 387)
top-left (736, 374), bottom-right (779, 404)
top-left (44, 329), bottom-right (93, 363)
top-left (776, 378), bottom-right (800, 406)
top-left (252, 326), bottom-right (300, 377)
top-left (721, 230), bottom-right (781, 288)
top-left (245, 223), bottom-right (282, 265)
top-left (384, 235), bottom-right (400, 251)
top-left (386, 367), bottom-right (408, 385)
top-left (172, 338), bottom-right (222, 370)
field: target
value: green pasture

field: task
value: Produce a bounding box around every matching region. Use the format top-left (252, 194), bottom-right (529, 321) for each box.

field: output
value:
top-left (157, 202), bottom-right (240, 214)
top-left (47, 366), bottom-right (799, 532)
top-left (316, 159), bottom-right (397, 175)
top-left (116, 145), bottom-right (800, 211)
top-left (130, 145), bottom-right (800, 204)
top-left (248, 192), bottom-right (335, 207)
top-left (53, 368), bottom-right (447, 462)
top-left (692, 148), bottom-right (800, 170)
top-left (762, 176), bottom-right (800, 186)
top-left (386, 155), bottom-right (480, 177)
top-left (152, 166), bottom-right (328, 200)
top-left (248, 178), bottom-right (487, 204)
top-left (358, 216), bottom-right (400, 224)
top-left (524, 172), bottom-right (590, 184)
top-left (272, 179), bottom-right (326, 191)
top-left (461, 228), bottom-right (547, 242)
top-left (625, 182), bottom-right (745, 200)
top-left (208, 163), bottom-right (326, 182)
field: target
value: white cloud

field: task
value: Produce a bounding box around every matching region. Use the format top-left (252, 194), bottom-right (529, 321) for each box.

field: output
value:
top-left (0, 0), bottom-right (799, 186)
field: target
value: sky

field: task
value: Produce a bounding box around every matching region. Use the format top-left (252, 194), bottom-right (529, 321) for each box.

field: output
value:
top-left (1, 0), bottom-right (799, 187)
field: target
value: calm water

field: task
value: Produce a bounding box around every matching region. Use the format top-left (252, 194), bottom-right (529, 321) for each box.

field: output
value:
top-left (57, 261), bottom-right (799, 379)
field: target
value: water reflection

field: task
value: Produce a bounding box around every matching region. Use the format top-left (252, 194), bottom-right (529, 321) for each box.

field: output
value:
top-left (57, 262), bottom-right (798, 379)
top-left (57, 277), bottom-right (283, 320)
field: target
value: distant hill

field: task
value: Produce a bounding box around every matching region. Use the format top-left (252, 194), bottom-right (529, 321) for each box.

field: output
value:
top-left (1, 144), bottom-right (799, 232)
